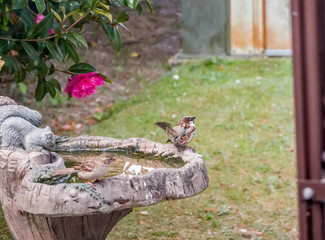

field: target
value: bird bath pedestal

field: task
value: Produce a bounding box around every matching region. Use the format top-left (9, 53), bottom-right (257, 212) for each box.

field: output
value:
top-left (0, 96), bottom-right (209, 240)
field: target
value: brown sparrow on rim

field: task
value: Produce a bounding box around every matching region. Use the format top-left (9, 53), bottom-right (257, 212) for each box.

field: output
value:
top-left (52, 153), bottom-right (116, 181)
top-left (155, 116), bottom-right (196, 146)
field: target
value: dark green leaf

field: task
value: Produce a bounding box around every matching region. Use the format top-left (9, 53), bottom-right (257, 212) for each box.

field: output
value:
top-left (136, 3), bottom-right (143, 16)
top-left (117, 0), bottom-right (128, 6)
top-left (58, 38), bottom-right (68, 61)
top-left (68, 63), bottom-right (97, 73)
top-left (133, 0), bottom-right (139, 9)
top-left (1, 56), bottom-right (14, 74)
top-left (17, 9), bottom-right (34, 32)
top-left (98, 73), bottom-right (111, 84)
top-left (20, 41), bottom-right (39, 61)
top-left (3, 56), bottom-right (25, 83)
top-left (69, 1), bottom-right (81, 10)
top-left (12, 0), bottom-right (26, 10)
top-left (46, 81), bottom-right (56, 98)
top-left (113, 27), bottom-right (122, 52)
top-left (117, 12), bottom-right (129, 23)
top-left (101, 22), bottom-right (114, 41)
top-left (65, 33), bottom-right (78, 47)
top-left (49, 62), bottom-right (55, 75)
top-left (145, 0), bottom-right (153, 12)
top-left (48, 78), bottom-right (61, 92)
top-left (0, 40), bottom-right (9, 52)
top-left (66, 41), bottom-right (79, 63)
top-left (47, 1), bottom-right (54, 14)
top-left (126, 0), bottom-right (139, 9)
top-left (32, 12), bottom-right (54, 37)
top-left (118, 23), bottom-right (131, 36)
top-left (102, 23), bottom-right (122, 52)
top-left (25, 61), bottom-right (37, 72)
top-left (16, 69), bottom-right (26, 83)
top-left (45, 41), bottom-right (64, 62)
top-left (35, 78), bottom-right (47, 101)
top-left (38, 61), bottom-right (48, 78)
top-left (35, 0), bottom-right (46, 14)
top-left (70, 32), bottom-right (88, 49)
top-left (86, 0), bottom-right (99, 8)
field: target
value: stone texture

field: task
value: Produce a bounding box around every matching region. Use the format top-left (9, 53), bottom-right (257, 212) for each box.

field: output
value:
top-left (17, 136), bottom-right (209, 216)
top-left (0, 96), bottom-right (209, 240)
top-left (0, 136), bottom-right (208, 240)
top-left (0, 96), bottom-right (16, 106)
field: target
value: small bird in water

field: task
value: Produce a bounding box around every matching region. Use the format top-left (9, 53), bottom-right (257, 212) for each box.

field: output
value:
top-left (155, 116), bottom-right (196, 147)
top-left (52, 153), bottom-right (116, 182)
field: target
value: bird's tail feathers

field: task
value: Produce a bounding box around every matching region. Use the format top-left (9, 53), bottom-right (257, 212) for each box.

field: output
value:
top-left (155, 122), bottom-right (173, 131)
top-left (52, 168), bottom-right (78, 176)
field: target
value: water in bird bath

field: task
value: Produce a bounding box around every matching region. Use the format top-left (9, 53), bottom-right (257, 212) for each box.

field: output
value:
top-left (41, 151), bottom-right (184, 184)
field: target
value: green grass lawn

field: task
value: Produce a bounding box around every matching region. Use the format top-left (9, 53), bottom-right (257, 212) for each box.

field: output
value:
top-left (88, 58), bottom-right (297, 239)
top-left (0, 58), bottom-right (296, 239)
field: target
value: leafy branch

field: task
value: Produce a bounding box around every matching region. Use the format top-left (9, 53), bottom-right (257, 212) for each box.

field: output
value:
top-left (0, 0), bottom-right (153, 101)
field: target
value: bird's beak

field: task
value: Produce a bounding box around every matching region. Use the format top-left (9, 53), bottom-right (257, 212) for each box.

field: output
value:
top-left (192, 116), bottom-right (196, 121)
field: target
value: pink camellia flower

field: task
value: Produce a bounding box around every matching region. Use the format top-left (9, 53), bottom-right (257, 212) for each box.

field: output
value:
top-left (48, 29), bottom-right (55, 35)
top-left (34, 14), bottom-right (55, 35)
top-left (64, 72), bottom-right (105, 99)
top-left (35, 14), bottom-right (45, 24)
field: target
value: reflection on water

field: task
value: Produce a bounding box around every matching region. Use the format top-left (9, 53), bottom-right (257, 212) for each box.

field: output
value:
top-left (122, 161), bottom-right (154, 176)
top-left (45, 151), bottom-right (184, 184)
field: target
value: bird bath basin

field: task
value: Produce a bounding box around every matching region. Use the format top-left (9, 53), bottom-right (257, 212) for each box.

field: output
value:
top-left (0, 96), bottom-right (209, 240)
top-left (41, 151), bottom-right (185, 184)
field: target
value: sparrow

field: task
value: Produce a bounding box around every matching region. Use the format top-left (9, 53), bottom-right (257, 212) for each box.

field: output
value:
top-left (52, 153), bottom-right (116, 182)
top-left (155, 116), bottom-right (196, 146)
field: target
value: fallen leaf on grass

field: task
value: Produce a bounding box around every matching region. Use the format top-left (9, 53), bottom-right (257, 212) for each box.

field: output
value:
top-left (238, 229), bottom-right (264, 237)
top-left (87, 119), bottom-right (95, 125)
top-left (107, 102), bottom-right (114, 109)
top-left (210, 208), bottom-right (218, 213)
top-left (61, 124), bottom-right (75, 131)
top-left (130, 52), bottom-right (140, 58)
top-left (75, 123), bottom-right (83, 129)
top-left (87, 40), bottom-right (97, 47)
top-left (251, 230), bottom-right (264, 236)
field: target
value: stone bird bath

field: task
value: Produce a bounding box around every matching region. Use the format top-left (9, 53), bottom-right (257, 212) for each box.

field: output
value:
top-left (0, 96), bottom-right (209, 240)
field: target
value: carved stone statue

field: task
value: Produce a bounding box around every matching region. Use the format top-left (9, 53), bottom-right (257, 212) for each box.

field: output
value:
top-left (0, 101), bottom-right (55, 152)
top-left (0, 96), bottom-right (209, 240)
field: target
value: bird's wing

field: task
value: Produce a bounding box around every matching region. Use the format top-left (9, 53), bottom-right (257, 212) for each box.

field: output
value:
top-left (166, 127), bottom-right (179, 139)
top-left (156, 121), bottom-right (180, 142)
top-left (74, 160), bottom-right (96, 172)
